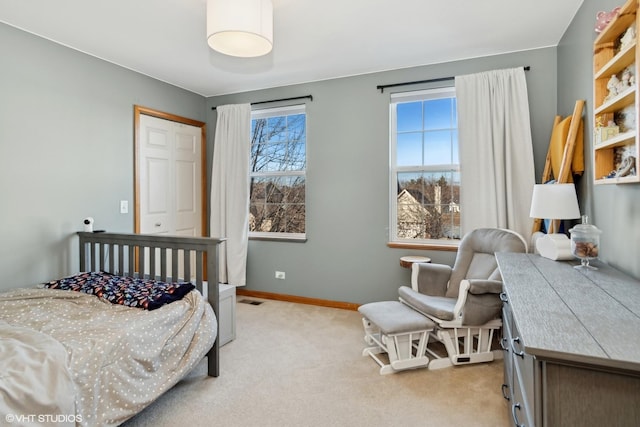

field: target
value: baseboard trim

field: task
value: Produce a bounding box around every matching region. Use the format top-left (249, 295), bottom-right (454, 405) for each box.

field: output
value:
top-left (236, 289), bottom-right (360, 311)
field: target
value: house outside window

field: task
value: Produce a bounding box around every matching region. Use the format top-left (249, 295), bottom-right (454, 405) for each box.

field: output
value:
top-left (249, 105), bottom-right (306, 239)
top-left (390, 87), bottom-right (460, 244)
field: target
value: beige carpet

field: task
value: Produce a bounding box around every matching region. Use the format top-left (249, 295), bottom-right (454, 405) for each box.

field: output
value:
top-left (123, 298), bottom-right (510, 427)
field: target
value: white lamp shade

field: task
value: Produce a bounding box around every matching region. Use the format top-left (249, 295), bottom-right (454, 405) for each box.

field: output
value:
top-left (207, 0), bottom-right (273, 57)
top-left (529, 183), bottom-right (581, 220)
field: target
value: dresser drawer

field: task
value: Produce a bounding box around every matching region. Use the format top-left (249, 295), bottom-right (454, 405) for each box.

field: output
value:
top-left (511, 364), bottom-right (535, 427)
top-left (510, 317), bottom-right (536, 424)
top-left (501, 306), bottom-right (514, 403)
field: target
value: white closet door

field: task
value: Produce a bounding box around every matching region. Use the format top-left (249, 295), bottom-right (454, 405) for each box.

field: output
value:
top-left (138, 114), bottom-right (202, 279)
top-left (139, 114), bottom-right (202, 237)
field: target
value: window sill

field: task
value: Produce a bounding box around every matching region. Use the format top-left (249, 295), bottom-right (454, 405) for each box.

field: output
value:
top-left (249, 233), bottom-right (307, 243)
top-left (387, 242), bottom-right (459, 252)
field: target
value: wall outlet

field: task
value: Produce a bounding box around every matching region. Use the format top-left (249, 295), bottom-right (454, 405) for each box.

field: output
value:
top-left (275, 271), bottom-right (285, 280)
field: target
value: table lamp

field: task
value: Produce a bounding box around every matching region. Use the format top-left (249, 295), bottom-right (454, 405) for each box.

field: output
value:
top-left (529, 183), bottom-right (581, 260)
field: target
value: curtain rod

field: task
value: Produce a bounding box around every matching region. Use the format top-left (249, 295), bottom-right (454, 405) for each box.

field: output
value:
top-left (211, 95), bottom-right (313, 110)
top-left (376, 66), bottom-right (531, 93)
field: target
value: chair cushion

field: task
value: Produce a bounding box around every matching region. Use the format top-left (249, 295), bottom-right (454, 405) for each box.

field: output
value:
top-left (412, 262), bottom-right (452, 296)
top-left (358, 301), bottom-right (434, 335)
top-left (398, 286), bottom-right (456, 321)
top-left (447, 228), bottom-right (527, 298)
top-left (467, 279), bottom-right (503, 295)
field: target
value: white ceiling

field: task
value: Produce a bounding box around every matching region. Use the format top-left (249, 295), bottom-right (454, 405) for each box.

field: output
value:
top-left (0, 0), bottom-right (584, 97)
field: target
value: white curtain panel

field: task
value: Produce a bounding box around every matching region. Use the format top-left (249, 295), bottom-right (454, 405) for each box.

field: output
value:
top-left (210, 104), bottom-right (251, 286)
top-left (455, 67), bottom-right (535, 242)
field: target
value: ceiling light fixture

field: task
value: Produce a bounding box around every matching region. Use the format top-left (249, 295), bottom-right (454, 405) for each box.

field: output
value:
top-left (206, 0), bottom-right (273, 58)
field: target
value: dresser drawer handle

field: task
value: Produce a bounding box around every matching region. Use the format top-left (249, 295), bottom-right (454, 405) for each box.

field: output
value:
top-left (511, 336), bottom-right (525, 358)
top-left (500, 337), bottom-right (510, 351)
top-left (511, 402), bottom-right (525, 427)
top-left (501, 383), bottom-right (510, 401)
top-left (499, 292), bottom-right (509, 303)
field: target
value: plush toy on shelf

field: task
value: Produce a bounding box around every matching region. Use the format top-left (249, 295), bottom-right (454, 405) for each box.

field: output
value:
top-left (605, 74), bottom-right (621, 101)
top-left (595, 7), bottom-right (621, 33)
top-left (620, 23), bottom-right (637, 50)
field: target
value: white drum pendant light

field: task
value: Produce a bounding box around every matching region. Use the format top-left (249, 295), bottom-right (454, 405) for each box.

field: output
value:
top-left (207, 0), bottom-right (273, 57)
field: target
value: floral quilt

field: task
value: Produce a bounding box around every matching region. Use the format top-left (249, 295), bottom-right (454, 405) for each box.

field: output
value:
top-left (42, 271), bottom-right (195, 310)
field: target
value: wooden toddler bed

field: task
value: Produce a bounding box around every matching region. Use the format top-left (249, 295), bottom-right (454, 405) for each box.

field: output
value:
top-left (0, 232), bottom-right (223, 427)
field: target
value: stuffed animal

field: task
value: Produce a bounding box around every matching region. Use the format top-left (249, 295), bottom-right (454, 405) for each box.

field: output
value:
top-left (623, 64), bottom-right (636, 87)
top-left (605, 74), bottom-right (620, 101)
top-left (595, 7), bottom-right (621, 33)
top-left (620, 23), bottom-right (637, 49)
top-left (615, 105), bottom-right (636, 132)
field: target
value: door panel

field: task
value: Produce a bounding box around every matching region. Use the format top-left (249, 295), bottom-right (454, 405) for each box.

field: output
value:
top-left (174, 125), bottom-right (201, 238)
top-left (142, 157), bottom-right (170, 234)
top-left (148, 126), bottom-right (169, 148)
top-left (175, 160), bottom-right (196, 235)
top-left (139, 116), bottom-right (172, 235)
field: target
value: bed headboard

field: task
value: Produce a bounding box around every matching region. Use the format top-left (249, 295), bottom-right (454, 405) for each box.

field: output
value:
top-left (77, 231), bottom-right (224, 377)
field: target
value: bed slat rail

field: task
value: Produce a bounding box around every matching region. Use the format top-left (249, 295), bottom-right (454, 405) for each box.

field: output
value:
top-left (78, 232), bottom-right (224, 377)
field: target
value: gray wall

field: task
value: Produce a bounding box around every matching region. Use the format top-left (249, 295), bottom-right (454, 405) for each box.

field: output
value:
top-left (0, 23), bottom-right (206, 291)
top-left (558, 0), bottom-right (640, 279)
top-left (4, 0), bottom-right (634, 302)
top-left (209, 48), bottom-right (558, 304)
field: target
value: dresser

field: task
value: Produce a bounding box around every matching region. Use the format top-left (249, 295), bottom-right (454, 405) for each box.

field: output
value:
top-left (497, 252), bottom-right (640, 427)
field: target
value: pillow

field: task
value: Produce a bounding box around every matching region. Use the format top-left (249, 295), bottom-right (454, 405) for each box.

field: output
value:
top-left (43, 271), bottom-right (195, 310)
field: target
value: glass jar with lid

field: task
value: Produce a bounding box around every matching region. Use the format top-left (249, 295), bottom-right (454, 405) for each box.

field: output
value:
top-left (569, 215), bottom-right (601, 270)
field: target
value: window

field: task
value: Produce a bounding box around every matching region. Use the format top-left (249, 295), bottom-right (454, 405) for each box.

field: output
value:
top-left (390, 87), bottom-right (460, 244)
top-left (249, 105), bottom-right (306, 239)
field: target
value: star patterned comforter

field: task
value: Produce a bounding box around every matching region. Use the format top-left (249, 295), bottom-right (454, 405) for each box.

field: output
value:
top-left (0, 287), bottom-right (216, 426)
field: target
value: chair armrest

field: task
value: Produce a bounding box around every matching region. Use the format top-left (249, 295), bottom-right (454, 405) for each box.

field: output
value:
top-left (453, 280), bottom-right (503, 326)
top-left (411, 263), bottom-right (452, 296)
top-left (467, 279), bottom-right (503, 295)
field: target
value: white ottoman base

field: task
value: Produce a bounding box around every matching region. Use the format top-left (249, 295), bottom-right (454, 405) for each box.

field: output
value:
top-left (358, 301), bottom-right (435, 374)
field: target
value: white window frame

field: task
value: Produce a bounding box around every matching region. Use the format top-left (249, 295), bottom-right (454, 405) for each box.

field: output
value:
top-left (249, 104), bottom-right (307, 241)
top-left (389, 86), bottom-right (460, 246)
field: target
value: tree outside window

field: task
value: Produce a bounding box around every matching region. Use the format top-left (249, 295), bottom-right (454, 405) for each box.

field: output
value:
top-left (249, 106), bottom-right (306, 238)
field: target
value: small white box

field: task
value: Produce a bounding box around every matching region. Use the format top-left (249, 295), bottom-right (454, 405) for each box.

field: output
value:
top-left (218, 283), bottom-right (236, 346)
top-left (594, 126), bottom-right (619, 145)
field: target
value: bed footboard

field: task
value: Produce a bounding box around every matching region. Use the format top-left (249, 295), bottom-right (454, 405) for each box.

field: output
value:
top-left (77, 232), bottom-right (224, 377)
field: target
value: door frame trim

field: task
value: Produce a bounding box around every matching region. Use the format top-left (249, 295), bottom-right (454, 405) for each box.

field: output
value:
top-left (133, 105), bottom-right (207, 237)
